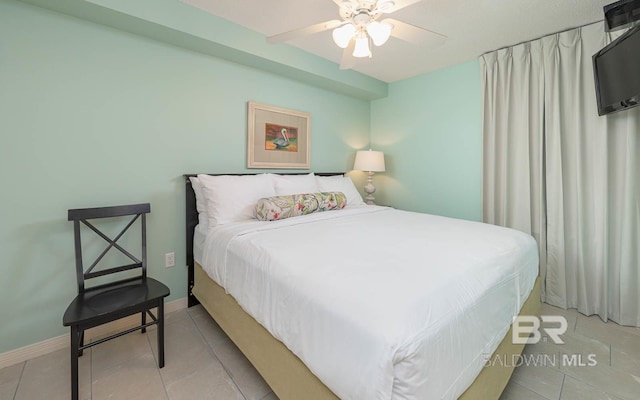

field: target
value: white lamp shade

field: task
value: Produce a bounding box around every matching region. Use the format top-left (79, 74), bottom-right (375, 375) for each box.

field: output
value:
top-left (354, 150), bottom-right (385, 172)
top-left (332, 24), bottom-right (356, 48)
top-left (366, 21), bottom-right (393, 46)
top-left (352, 36), bottom-right (371, 58)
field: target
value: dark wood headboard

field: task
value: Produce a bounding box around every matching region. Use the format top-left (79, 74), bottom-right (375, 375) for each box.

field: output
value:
top-left (184, 173), bottom-right (344, 307)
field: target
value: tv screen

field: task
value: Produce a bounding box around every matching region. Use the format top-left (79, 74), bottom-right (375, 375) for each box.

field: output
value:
top-left (593, 24), bottom-right (640, 116)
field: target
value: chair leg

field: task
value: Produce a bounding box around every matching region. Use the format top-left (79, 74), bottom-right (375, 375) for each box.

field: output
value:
top-left (70, 326), bottom-right (80, 400)
top-left (141, 311), bottom-right (146, 333)
top-left (78, 330), bottom-right (84, 357)
top-left (158, 301), bottom-right (165, 368)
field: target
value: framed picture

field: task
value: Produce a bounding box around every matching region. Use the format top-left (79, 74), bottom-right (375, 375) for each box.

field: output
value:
top-left (247, 101), bottom-right (311, 169)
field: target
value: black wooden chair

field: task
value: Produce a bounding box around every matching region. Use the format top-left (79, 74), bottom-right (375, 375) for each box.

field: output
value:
top-left (63, 203), bottom-right (169, 400)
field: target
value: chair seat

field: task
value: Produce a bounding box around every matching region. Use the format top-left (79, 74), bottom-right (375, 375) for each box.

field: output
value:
top-left (63, 277), bottom-right (169, 328)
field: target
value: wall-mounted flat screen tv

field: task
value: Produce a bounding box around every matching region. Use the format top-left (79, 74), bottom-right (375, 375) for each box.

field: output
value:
top-left (593, 24), bottom-right (640, 116)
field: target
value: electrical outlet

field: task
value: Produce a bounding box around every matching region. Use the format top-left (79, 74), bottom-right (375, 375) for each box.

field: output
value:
top-left (165, 252), bottom-right (175, 268)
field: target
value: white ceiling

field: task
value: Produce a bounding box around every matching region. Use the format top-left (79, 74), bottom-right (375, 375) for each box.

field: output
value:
top-left (180, 0), bottom-right (611, 83)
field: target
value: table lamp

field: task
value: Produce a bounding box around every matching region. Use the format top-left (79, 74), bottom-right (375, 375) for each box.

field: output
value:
top-left (353, 149), bottom-right (385, 205)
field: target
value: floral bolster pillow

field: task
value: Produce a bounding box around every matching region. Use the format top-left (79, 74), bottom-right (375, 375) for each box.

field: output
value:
top-left (256, 192), bottom-right (347, 221)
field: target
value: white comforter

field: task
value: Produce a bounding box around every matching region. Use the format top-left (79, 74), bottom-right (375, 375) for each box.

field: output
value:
top-left (200, 206), bottom-right (538, 400)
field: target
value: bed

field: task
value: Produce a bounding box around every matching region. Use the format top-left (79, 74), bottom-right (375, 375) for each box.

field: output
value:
top-left (184, 173), bottom-right (541, 400)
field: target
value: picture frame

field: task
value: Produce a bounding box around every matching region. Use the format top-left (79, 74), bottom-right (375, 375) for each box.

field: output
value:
top-left (247, 101), bottom-right (311, 169)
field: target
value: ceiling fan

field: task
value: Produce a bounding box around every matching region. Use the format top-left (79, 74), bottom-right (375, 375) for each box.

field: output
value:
top-left (267, 0), bottom-right (447, 70)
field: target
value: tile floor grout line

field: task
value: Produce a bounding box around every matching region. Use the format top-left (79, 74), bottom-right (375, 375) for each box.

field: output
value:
top-left (566, 373), bottom-right (627, 400)
top-left (89, 348), bottom-right (93, 400)
top-left (187, 308), bottom-right (249, 400)
top-left (522, 380), bottom-right (554, 400)
top-left (557, 373), bottom-right (566, 400)
top-left (144, 332), bottom-right (170, 400)
top-left (512, 380), bottom-right (544, 398)
top-left (189, 310), bottom-right (249, 400)
top-left (258, 392), bottom-right (275, 400)
top-left (526, 373), bottom-right (557, 400)
top-left (12, 361), bottom-right (26, 400)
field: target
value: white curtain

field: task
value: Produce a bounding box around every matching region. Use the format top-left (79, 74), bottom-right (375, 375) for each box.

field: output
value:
top-left (481, 22), bottom-right (640, 326)
top-left (481, 41), bottom-right (547, 299)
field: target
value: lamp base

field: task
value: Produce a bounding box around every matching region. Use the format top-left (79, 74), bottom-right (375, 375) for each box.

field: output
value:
top-left (364, 171), bottom-right (376, 205)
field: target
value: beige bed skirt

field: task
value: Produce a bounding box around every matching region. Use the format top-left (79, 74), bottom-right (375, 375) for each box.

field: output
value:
top-left (192, 262), bottom-right (541, 400)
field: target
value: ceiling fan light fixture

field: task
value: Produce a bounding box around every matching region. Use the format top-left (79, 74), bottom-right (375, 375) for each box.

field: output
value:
top-left (353, 35), bottom-right (371, 58)
top-left (376, 0), bottom-right (395, 12)
top-left (366, 20), bottom-right (393, 46)
top-left (332, 23), bottom-right (356, 48)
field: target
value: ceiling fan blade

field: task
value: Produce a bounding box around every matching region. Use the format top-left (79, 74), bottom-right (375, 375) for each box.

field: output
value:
top-left (267, 20), bottom-right (343, 43)
top-left (384, 18), bottom-right (447, 46)
top-left (380, 0), bottom-right (423, 13)
top-left (339, 40), bottom-right (356, 70)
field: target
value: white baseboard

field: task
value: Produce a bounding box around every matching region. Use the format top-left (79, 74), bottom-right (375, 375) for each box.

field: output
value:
top-left (0, 297), bottom-right (187, 370)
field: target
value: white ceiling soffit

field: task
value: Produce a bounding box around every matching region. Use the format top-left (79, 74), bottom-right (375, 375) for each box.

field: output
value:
top-left (180, 0), bottom-right (611, 83)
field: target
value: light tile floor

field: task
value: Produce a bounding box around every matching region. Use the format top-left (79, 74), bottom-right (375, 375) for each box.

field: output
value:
top-left (501, 303), bottom-right (640, 400)
top-left (2, 303), bottom-right (639, 399)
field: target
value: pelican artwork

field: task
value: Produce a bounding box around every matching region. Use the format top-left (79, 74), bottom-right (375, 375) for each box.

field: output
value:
top-left (272, 128), bottom-right (290, 149)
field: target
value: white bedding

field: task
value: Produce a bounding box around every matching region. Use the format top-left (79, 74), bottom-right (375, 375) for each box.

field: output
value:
top-left (193, 223), bottom-right (208, 266)
top-left (199, 207), bottom-right (539, 400)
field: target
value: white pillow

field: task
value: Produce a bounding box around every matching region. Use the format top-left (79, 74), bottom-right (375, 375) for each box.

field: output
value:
top-left (197, 174), bottom-right (276, 226)
top-left (189, 177), bottom-right (208, 230)
top-left (269, 173), bottom-right (319, 195)
top-left (316, 175), bottom-right (366, 207)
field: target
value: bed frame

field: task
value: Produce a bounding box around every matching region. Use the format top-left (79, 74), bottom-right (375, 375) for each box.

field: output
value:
top-left (184, 173), bottom-right (541, 400)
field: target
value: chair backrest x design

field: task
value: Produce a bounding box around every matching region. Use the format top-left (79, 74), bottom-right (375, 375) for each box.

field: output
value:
top-left (67, 203), bottom-right (150, 293)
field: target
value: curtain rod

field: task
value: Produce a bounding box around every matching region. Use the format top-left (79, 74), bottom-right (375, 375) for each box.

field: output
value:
top-left (479, 19), bottom-right (604, 57)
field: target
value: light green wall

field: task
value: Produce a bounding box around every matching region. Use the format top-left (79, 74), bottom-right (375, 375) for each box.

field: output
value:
top-left (0, 0), bottom-right (370, 353)
top-left (20, 0), bottom-right (388, 100)
top-left (0, 0), bottom-right (485, 355)
top-left (370, 60), bottom-right (483, 221)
